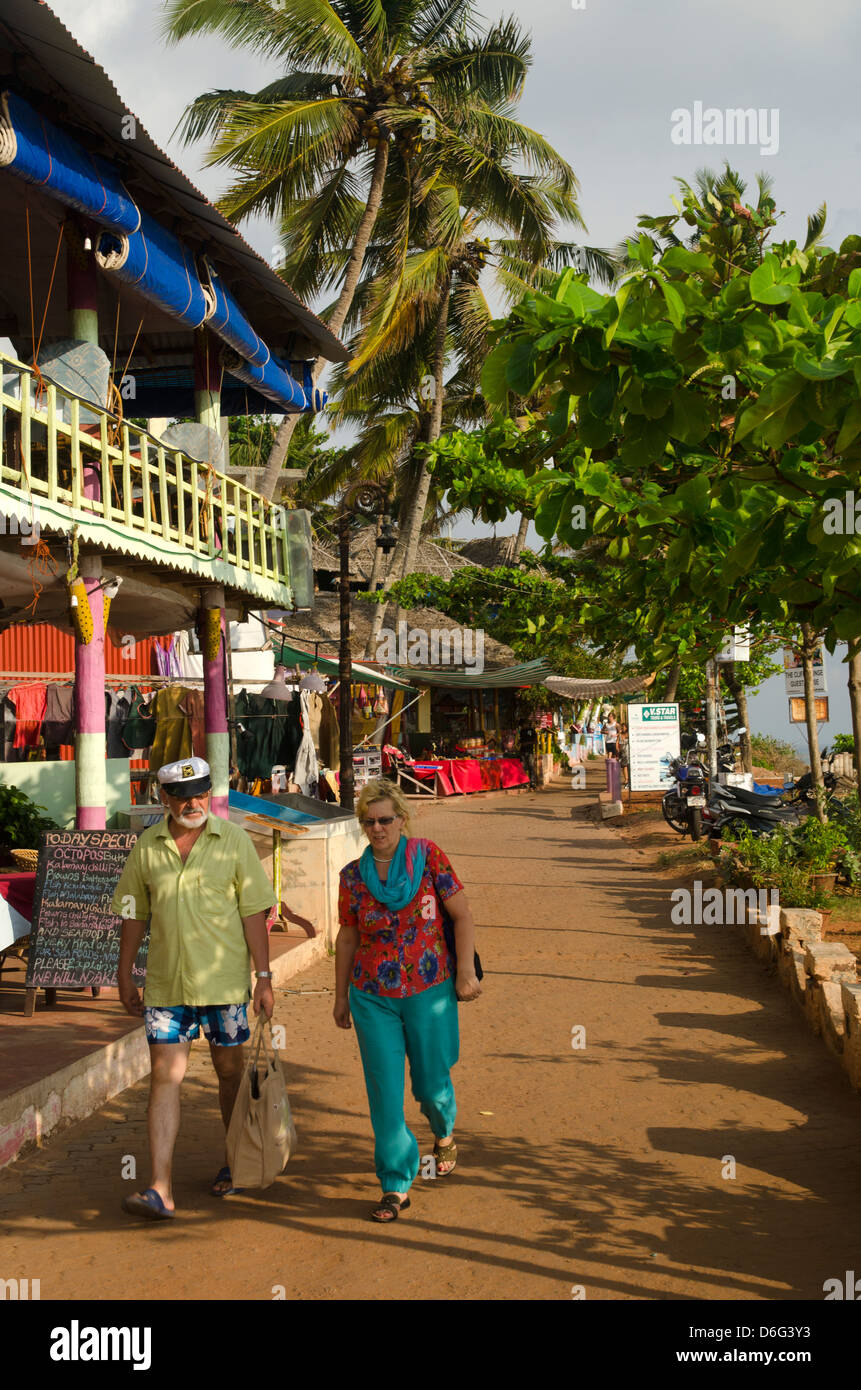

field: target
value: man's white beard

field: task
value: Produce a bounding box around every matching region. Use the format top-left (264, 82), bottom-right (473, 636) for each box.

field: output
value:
top-left (171, 809), bottom-right (206, 829)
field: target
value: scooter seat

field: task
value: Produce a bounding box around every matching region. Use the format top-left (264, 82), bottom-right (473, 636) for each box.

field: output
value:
top-left (712, 783), bottom-right (784, 808)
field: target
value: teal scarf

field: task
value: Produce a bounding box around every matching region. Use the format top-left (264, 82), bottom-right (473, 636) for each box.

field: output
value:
top-left (359, 834), bottom-right (429, 910)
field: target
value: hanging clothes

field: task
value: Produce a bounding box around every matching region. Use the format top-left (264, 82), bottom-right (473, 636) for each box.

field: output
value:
top-left (8, 684), bottom-right (47, 750)
top-left (178, 687), bottom-right (207, 759)
top-left (105, 687), bottom-right (134, 758)
top-left (147, 687), bottom-right (192, 770)
top-left (0, 687), bottom-right (15, 761)
top-left (294, 689), bottom-right (320, 797)
top-left (154, 635), bottom-right (182, 680)
top-left (121, 686), bottom-right (157, 752)
top-left (304, 689), bottom-right (340, 769)
top-left (235, 690), bottom-right (288, 782)
top-left (43, 684), bottom-right (76, 748)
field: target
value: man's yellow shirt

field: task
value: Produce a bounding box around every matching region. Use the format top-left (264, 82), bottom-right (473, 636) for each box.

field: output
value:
top-left (112, 813), bottom-right (276, 1007)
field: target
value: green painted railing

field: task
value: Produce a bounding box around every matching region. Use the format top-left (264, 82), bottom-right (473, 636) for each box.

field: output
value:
top-left (0, 349), bottom-right (294, 591)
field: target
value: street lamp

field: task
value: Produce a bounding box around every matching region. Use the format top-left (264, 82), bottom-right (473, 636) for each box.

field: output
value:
top-left (338, 482), bottom-right (396, 811)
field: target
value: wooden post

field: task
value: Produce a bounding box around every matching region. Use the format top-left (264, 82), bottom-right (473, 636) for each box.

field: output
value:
top-left (75, 555), bottom-right (106, 829)
top-left (201, 585), bottom-right (230, 819)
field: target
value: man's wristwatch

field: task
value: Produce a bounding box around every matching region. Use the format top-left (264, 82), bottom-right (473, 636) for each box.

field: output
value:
top-left (255, 971), bottom-right (273, 980)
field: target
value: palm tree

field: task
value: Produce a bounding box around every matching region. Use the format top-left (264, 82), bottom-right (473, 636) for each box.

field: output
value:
top-left (162, 0), bottom-right (538, 498)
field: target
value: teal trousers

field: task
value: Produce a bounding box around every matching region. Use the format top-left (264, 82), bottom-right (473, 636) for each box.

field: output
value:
top-left (349, 976), bottom-right (459, 1194)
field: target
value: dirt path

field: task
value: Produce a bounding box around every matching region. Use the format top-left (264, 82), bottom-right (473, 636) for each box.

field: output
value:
top-left (2, 770), bottom-right (860, 1301)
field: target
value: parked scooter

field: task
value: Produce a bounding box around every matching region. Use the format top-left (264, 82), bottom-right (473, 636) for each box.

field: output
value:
top-left (704, 729), bottom-right (805, 838)
top-left (661, 731), bottom-right (709, 840)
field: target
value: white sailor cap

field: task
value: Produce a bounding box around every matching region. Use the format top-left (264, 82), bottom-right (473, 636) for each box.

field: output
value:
top-left (157, 756), bottom-right (212, 798)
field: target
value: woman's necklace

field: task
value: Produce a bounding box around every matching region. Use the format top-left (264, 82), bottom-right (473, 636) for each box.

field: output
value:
top-left (373, 855), bottom-right (394, 864)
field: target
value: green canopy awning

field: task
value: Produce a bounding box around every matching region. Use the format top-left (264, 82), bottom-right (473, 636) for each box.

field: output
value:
top-left (389, 659), bottom-right (556, 689)
top-left (275, 641), bottom-right (415, 691)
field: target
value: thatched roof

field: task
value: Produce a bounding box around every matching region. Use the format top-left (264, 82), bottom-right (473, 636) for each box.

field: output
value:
top-left (312, 525), bottom-right (476, 582)
top-left (457, 535), bottom-right (520, 567)
top-left (279, 592), bottom-right (517, 670)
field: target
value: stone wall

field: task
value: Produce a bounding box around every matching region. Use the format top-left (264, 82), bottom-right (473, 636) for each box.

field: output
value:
top-left (736, 899), bottom-right (861, 1090)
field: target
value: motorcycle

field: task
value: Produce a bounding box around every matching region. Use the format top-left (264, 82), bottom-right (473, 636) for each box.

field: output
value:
top-left (661, 731), bottom-right (709, 840)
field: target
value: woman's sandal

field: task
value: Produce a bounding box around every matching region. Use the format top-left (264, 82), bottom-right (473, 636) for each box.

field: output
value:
top-left (433, 1140), bottom-right (457, 1176)
top-left (371, 1193), bottom-right (411, 1223)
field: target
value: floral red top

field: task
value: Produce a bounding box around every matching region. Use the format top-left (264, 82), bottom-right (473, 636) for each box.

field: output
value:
top-left (338, 840), bottom-right (464, 997)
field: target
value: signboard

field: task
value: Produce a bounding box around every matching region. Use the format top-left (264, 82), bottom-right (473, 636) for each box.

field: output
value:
top-left (717, 626), bottom-right (750, 662)
top-left (25, 830), bottom-right (145, 991)
top-left (789, 697), bottom-right (829, 724)
top-left (784, 646), bottom-right (827, 696)
top-left (628, 703), bottom-right (680, 791)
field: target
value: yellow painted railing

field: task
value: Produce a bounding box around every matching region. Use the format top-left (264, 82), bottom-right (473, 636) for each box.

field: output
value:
top-left (0, 349), bottom-right (292, 588)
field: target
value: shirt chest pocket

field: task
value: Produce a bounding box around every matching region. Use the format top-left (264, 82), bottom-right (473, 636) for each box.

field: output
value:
top-left (182, 865), bottom-right (238, 912)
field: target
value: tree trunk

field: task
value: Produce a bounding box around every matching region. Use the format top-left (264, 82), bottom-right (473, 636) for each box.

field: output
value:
top-left (367, 517), bottom-right (385, 593)
top-left (362, 281), bottom-right (451, 659)
top-left (397, 273), bottom-right (452, 580)
top-left (722, 661), bottom-right (753, 774)
top-left (663, 659), bottom-right (681, 702)
top-left (362, 476), bottom-right (415, 661)
top-left (511, 511), bottom-right (530, 560)
top-left (260, 135), bottom-right (391, 501)
top-left (848, 637), bottom-right (861, 786)
top-left (800, 622), bottom-right (827, 821)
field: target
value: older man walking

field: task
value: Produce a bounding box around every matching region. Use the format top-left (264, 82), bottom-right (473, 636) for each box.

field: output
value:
top-left (114, 756), bottom-right (276, 1220)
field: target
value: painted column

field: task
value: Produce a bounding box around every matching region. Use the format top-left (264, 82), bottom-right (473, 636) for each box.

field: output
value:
top-left (194, 329), bottom-right (221, 433)
top-left (201, 585), bottom-right (229, 818)
top-left (74, 554), bottom-right (106, 830)
top-left (66, 219), bottom-right (101, 502)
top-left (66, 219), bottom-right (99, 346)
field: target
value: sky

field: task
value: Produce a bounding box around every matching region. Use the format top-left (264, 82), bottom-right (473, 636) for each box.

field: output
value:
top-left (39, 0), bottom-right (860, 748)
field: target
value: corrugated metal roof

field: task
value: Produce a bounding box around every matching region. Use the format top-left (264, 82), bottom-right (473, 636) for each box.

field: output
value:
top-left (0, 0), bottom-right (349, 364)
top-left (0, 622), bottom-right (164, 675)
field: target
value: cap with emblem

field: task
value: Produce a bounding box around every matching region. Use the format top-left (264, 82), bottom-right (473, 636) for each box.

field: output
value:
top-left (157, 756), bottom-right (212, 800)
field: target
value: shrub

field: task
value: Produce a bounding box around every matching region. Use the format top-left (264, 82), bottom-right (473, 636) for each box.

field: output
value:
top-left (0, 783), bottom-right (59, 850)
top-left (831, 733), bottom-right (855, 755)
top-left (749, 733), bottom-right (806, 778)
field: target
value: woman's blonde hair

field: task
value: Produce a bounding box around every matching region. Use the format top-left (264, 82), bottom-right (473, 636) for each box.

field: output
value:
top-left (356, 778), bottom-right (411, 833)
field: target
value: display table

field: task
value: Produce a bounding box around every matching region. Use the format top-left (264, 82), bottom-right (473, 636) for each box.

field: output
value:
top-left (408, 756), bottom-right (528, 796)
top-left (0, 871), bottom-right (37, 954)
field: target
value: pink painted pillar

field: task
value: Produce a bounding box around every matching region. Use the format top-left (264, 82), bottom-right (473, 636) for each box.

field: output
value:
top-left (202, 585), bottom-right (229, 818)
top-left (74, 554), bottom-right (106, 829)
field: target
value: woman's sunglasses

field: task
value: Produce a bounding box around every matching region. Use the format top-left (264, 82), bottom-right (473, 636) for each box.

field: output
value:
top-left (362, 815), bottom-right (398, 827)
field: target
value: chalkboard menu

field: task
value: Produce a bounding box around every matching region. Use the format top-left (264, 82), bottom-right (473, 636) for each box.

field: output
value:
top-left (25, 830), bottom-right (147, 989)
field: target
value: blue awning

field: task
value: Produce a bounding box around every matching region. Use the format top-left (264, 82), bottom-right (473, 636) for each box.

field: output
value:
top-left (205, 263), bottom-right (270, 368)
top-left (96, 211), bottom-right (210, 329)
top-left (1, 85), bottom-right (321, 413)
top-left (223, 349), bottom-right (310, 414)
top-left (0, 90), bottom-right (140, 236)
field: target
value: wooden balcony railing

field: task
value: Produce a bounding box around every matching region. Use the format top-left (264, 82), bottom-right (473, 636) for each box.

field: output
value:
top-left (0, 349), bottom-right (295, 594)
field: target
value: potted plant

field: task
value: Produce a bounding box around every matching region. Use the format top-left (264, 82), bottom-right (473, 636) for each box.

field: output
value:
top-left (0, 783), bottom-right (60, 863)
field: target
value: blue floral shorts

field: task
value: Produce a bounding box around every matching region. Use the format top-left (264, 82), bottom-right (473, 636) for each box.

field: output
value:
top-left (143, 1003), bottom-right (250, 1047)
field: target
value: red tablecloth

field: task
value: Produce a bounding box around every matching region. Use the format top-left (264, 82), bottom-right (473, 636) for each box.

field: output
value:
top-left (0, 872), bottom-right (37, 920)
top-left (406, 757), bottom-right (528, 796)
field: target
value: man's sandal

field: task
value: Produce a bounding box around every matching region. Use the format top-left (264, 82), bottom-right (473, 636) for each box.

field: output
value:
top-left (434, 1140), bottom-right (457, 1176)
top-left (370, 1193), bottom-right (411, 1223)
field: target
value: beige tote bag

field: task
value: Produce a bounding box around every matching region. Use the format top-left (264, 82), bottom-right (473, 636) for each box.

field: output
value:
top-left (226, 1017), bottom-right (297, 1189)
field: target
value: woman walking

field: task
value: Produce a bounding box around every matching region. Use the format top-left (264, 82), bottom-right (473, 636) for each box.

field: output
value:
top-left (334, 779), bottom-right (481, 1223)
